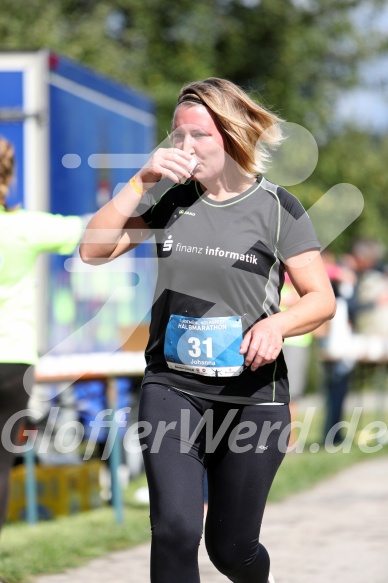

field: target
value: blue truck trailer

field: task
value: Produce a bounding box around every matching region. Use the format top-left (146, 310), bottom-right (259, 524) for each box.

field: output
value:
top-left (0, 50), bottom-right (156, 356)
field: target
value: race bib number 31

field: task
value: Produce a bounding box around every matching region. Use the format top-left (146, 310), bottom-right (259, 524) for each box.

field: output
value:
top-left (164, 315), bottom-right (244, 377)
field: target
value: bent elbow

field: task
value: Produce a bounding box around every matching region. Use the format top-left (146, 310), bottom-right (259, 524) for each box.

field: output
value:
top-left (79, 244), bottom-right (94, 264)
top-left (326, 295), bottom-right (337, 321)
top-left (79, 244), bottom-right (110, 265)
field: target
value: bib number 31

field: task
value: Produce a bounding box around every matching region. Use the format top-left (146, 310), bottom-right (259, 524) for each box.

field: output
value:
top-left (188, 337), bottom-right (213, 358)
top-left (164, 315), bottom-right (244, 377)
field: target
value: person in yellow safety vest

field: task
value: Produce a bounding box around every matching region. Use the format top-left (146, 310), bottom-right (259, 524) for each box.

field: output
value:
top-left (0, 136), bottom-right (83, 530)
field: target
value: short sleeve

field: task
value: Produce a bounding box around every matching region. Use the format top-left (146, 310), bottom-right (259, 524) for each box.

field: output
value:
top-left (276, 187), bottom-right (321, 261)
top-left (133, 179), bottom-right (177, 229)
top-left (135, 190), bottom-right (157, 227)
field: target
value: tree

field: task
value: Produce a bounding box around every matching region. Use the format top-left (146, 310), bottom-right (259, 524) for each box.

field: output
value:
top-left (0, 0), bottom-right (386, 138)
top-left (293, 128), bottom-right (388, 252)
top-left (1, 0), bottom-right (387, 250)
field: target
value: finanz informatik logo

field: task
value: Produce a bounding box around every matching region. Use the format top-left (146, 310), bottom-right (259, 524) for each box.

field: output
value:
top-left (161, 235), bottom-right (174, 255)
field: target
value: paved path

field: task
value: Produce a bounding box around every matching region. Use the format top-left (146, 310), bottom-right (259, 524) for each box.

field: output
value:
top-left (33, 456), bottom-right (388, 583)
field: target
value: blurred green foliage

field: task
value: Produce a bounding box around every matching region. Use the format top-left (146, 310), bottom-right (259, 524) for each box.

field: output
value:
top-left (0, 0), bottom-right (387, 253)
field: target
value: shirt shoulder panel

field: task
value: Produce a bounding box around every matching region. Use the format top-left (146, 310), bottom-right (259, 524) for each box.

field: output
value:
top-left (259, 178), bottom-right (306, 219)
top-left (259, 178), bottom-right (320, 259)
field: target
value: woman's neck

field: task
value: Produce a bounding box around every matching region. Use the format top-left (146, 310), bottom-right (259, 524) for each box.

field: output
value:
top-left (199, 176), bottom-right (256, 201)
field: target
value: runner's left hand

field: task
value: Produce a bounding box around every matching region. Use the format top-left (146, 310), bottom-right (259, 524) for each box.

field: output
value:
top-left (239, 319), bottom-right (283, 370)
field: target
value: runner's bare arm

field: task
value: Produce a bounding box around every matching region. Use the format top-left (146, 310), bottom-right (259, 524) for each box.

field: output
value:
top-left (240, 250), bottom-right (336, 370)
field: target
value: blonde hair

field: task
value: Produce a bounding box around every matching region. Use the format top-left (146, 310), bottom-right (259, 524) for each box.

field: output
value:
top-left (0, 137), bottom-right (15, 207)
top-left (176, 78), bottom-right (284, 175)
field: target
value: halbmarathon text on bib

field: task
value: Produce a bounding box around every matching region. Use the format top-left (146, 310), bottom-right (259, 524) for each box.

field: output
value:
top-left (164, 315), bottom-right (244, 377)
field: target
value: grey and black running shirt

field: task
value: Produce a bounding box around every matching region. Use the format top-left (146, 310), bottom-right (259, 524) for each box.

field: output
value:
top-left (136, 175), bottom-right (320, 404)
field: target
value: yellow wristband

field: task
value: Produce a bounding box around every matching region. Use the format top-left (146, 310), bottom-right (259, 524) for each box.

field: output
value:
top-left (129, 175), bottom-right (146, 197)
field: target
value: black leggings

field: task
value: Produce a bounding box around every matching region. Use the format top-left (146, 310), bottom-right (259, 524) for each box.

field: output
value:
top-left (138, 384), bottom-right (290, 583)
top-left (0, 363), bottom-right (32, 528)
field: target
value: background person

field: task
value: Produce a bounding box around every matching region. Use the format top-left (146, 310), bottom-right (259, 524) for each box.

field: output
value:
top-left (319, 243), bottom-right (388, 445)
top-left (0, 136), bottom-right (83, 531)
top-left (80, 78), bottom-right (335, 583)
top-left (318, 251), bottom-right (357, 444)
top-left (346, 238), bottom-right (388, 336)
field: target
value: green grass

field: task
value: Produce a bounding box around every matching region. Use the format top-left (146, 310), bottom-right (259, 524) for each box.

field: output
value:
top-left (0, 477), bottom-right (151, 583)
top-left (1, 407), bottom-right (387, 582)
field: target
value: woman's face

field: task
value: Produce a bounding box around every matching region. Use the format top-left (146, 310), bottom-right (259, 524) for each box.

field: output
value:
top-left (172, 104), bottom-right (227, 184)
